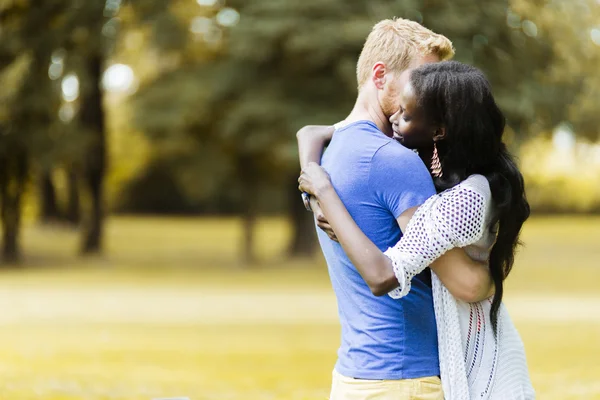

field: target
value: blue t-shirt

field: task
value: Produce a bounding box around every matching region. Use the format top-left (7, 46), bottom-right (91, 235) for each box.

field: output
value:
top-left (318, 121), bottom-right (439, 380)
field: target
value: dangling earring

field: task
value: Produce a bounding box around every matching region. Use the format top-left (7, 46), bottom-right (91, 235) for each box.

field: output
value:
top-left (431, 142), bottom-right (443, 178)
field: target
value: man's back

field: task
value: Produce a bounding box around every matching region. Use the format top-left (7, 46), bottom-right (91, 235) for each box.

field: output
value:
top-left (318, 121), bottom-right (439, 380)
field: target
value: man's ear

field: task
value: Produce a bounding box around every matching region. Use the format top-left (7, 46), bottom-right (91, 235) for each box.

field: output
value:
top-left (372, 62), bottom-right (386, 90)
top-left (433, 127), bottom-right (446, 141)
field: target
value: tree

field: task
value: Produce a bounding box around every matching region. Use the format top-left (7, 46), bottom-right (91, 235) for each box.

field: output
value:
top-left (509, 0), bottom-right (600, 139)
top-left (54, 0), bottom-right (152, 253)
top-left (135, 0), bottom-right (542, 261)
top-left (0, 0), bottom-right (126, 260)
top-left (0, 0), bottom-right (65, 262)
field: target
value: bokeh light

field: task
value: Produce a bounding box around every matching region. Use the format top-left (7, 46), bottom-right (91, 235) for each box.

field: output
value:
top-left (58, 103), bottom-right (76, 123)
top-left (48, 63), bottom-right (63, 80)
top-left (104, 0), bottom-right (121, 17)
top-left (48, 49), bottom-right (66, 80)
top-left (102, 17), bottom-right (119, 38)
top-left (216, 8), bottom-right (240, 27)
top-left (506, 10), bottom-right (521, 29)
top-left (61, 74), bottom-right (79, 102)
top-left (190, 16), bottom-right (212, 35)
top-left (196, 0), bottom-right (219, 7)
top-left (591, 28), bottom-right (600, 46)
top-left (553, 123), bottom-right (576, 152)
top-left (102, 63), bottom-right (135, 93)
top-left (51, 49), bottom-right (66, 64)
top-left (522, 20), bottom-right (538, 37)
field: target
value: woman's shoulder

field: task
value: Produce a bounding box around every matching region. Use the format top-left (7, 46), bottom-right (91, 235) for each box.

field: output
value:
top-left (429, 174), bottom-right (494, 244)
top-left (454, 174), bottom-right (491, 197)
top-left (437, 174), bottom-right (492, 210)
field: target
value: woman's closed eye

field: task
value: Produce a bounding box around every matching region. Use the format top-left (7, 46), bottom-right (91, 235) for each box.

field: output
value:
top-left (398, 106), bottom-right (410, 121)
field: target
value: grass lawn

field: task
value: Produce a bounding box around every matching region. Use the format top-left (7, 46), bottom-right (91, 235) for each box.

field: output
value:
top-left (0, 216), bottom-right (599, 399)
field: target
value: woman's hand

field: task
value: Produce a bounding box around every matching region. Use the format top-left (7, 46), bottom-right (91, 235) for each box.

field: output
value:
top-left (310, 197), bottom-right (339, 242)
top-left (298, 162), bottom-right (333, 198)
top-left (298, 163), bottom-right (337, 241)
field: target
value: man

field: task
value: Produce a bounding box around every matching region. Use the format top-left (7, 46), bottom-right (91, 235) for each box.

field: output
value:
top-left (297, 19), bottom-right (492, 399)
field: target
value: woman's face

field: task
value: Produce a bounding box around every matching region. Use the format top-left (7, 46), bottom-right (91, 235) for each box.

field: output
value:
top-left (390, 71), bottom-right (436, 150)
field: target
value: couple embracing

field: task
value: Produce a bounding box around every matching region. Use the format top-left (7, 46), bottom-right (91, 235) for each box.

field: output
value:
top-left (297, 18), bottom-right (535, 400)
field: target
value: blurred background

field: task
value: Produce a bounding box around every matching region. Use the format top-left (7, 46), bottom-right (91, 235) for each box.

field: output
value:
top-left (0, 0), bottom-right (599, 399)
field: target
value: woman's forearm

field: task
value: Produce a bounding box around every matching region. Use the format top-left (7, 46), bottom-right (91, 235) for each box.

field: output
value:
top-left (297, 125), bottom-right (335, 170)
top-left (430, 249), bottom-right (494, 302)
top-left (314, 185), bottom-right (399, 296)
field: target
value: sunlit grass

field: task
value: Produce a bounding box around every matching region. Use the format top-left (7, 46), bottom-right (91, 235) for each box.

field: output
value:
top-left (0, 216), bottom-right (599, 399)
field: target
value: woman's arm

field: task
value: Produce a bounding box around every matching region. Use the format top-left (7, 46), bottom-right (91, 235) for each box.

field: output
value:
top-left (299, 163), bottom-right (493, 301)
top-left (398, 208), bottom-right (494, 302)
top-left (384, 177), bottom-right (494, 301)
top-left (430, 250), bottom-right (494, 301)
top-left (299, 165), bottom-right (398, 295)
top-left (296, 125), bottom-right (335, 170)
top-left (296, 124), bottom-right (338, 241)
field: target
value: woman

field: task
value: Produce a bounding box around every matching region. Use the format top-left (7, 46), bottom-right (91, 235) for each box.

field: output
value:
top-left (297, 61), bottom-right (535, 399)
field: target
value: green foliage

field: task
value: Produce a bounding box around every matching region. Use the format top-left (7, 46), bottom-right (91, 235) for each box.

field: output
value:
top-left (511, 0), bottom-right (600, 139)
top-left (130, 0), bottom-right (572, 214)
top-left (1, 0), bottom-right (598, 229)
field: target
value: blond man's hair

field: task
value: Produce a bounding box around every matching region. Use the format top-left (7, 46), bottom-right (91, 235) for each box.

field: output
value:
top-left (356, 18), bottom-right (454, 88)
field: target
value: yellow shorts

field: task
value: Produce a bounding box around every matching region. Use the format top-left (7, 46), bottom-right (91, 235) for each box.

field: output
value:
top-left (330, 369), bottom-right (443, 400)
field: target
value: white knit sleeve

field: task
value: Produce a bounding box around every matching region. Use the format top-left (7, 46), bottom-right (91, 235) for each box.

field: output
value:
top-left (385, 175), bottom-right (492, 299)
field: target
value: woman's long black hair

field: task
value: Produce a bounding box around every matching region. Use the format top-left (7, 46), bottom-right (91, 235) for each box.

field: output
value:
top-left (410, 61), bottom-right (530, 332)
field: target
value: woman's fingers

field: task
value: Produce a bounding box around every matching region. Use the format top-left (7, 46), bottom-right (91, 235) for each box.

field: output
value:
top-left (316, 217), bottom-right (338, 242)
top-left (298, 173), bottom-right (315, 194)
top-left (318, 222), bottom-right (338, 242)
top-left (298, 180), bottom-right (310, 194)
top-left (298, 176), bottom-right (338, 242)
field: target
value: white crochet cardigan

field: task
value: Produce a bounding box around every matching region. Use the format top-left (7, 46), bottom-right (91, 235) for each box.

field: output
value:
top-left (384, 174), bottom-right (535, 400)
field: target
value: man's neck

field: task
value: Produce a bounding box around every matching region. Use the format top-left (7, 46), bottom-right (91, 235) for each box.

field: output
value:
top-left (343, 89), bottom-right (392, 137)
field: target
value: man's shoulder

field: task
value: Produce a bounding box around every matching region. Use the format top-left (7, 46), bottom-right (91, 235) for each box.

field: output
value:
top-left (369, 141), bottom-right (435, 201)
top-left (338, 120), bottom-right (381, 134)
top-left (372, 140), bottom-right (424, 169)
top-left (336, 121), bottom-right (389, 142)
top-left (330, 122), bottom-right (390, 155)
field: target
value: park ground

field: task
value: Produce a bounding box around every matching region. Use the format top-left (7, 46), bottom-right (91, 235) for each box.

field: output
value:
top-left (0, 216), bottom-right (599, 399)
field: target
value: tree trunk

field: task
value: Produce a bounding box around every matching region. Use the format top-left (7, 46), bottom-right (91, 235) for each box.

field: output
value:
top-left (79, 54), bottom-right (106, 255)
top-left (238, 155), bottom-right (257, 265)
top-left (66, 168), bottom-right (80, 225)
top-left (38, 169), bottom-right (60, 223)
top-left (81, 169), bottom-right (103, 253)
top-left (0, 151), bottom-right (28, 264)
top-left (241, 202), bottom-right (257, 265)
top-left (287, 173), bottom-right (318, 257)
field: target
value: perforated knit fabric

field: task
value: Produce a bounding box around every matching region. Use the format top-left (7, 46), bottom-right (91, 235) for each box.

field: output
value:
top-left (384, 174), bottom-right (535, 400)
top-left (386, 176), bottom-right (488, 300)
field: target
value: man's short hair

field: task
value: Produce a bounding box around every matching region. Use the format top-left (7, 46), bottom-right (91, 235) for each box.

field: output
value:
top-left (356, 18), bottom-right (454, 88)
